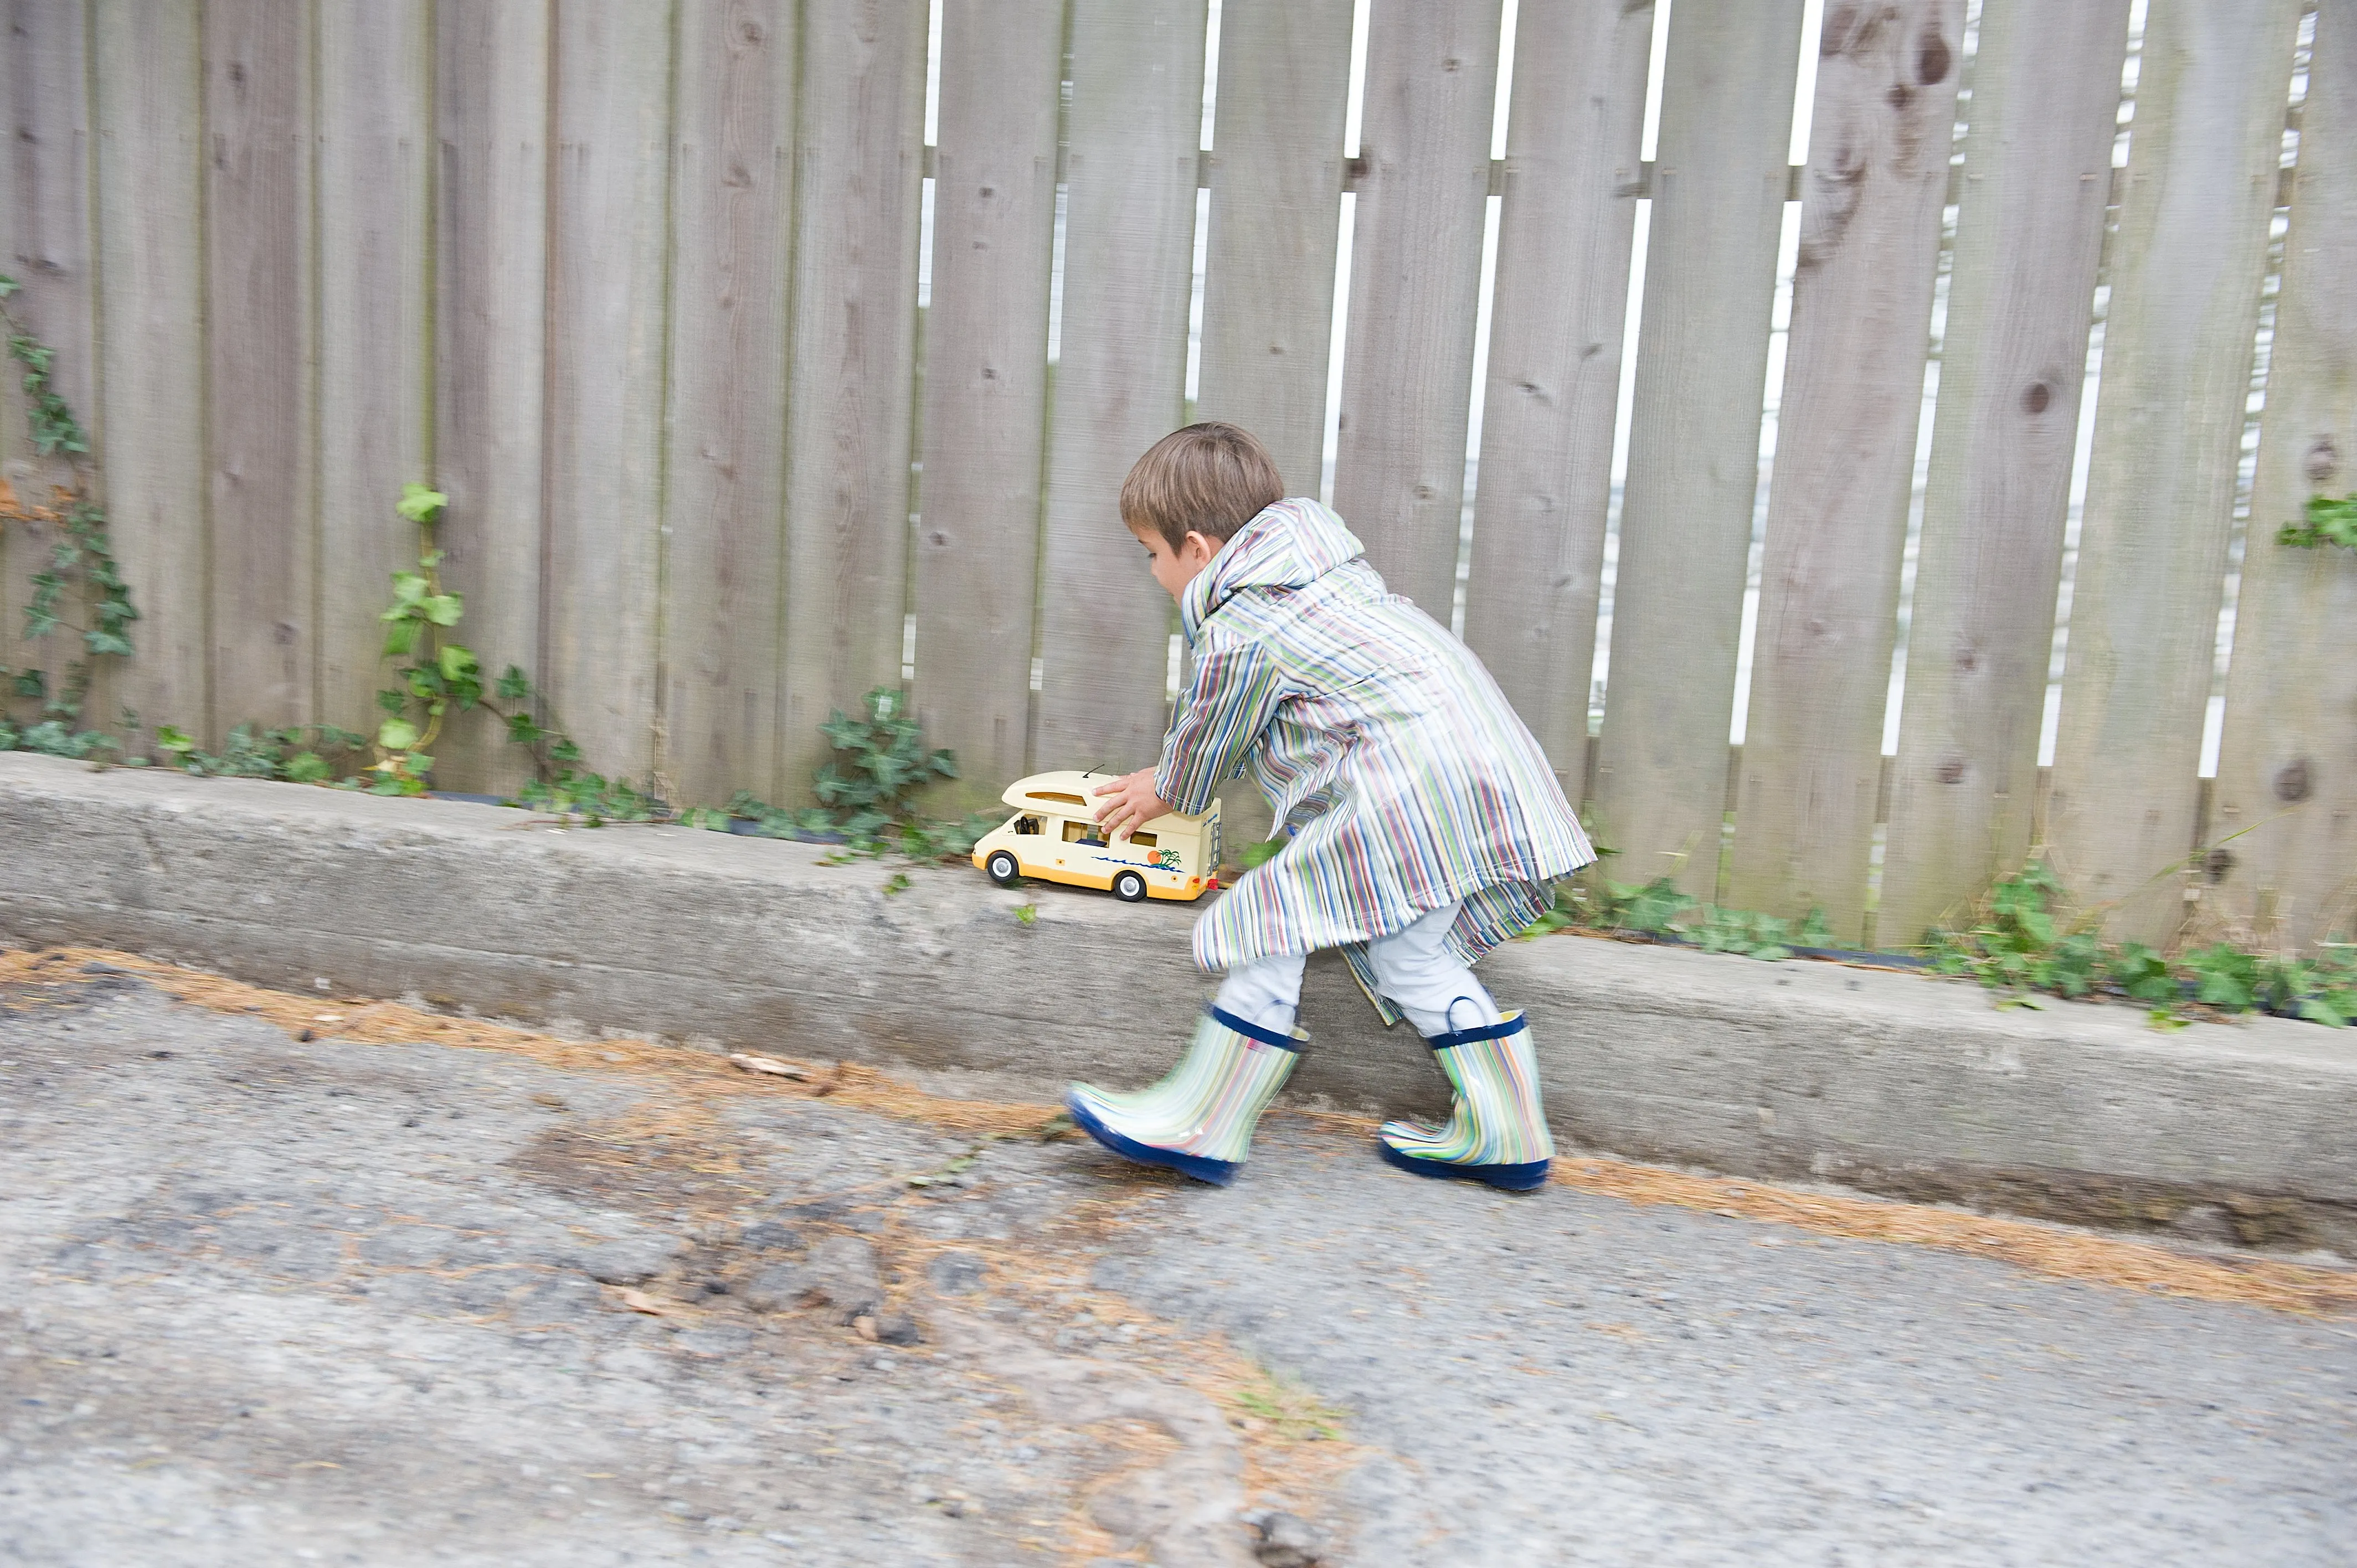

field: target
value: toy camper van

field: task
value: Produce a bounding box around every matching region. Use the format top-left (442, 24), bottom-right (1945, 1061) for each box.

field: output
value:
top-left (971, 770), bottom-right (1222, 902)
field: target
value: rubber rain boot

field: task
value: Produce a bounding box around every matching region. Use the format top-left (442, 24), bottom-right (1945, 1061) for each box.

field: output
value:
top-left (1066, 1007), bottom-right (1304, 1187)
top-left (1377, 1010), bottom-right (1554, 1192)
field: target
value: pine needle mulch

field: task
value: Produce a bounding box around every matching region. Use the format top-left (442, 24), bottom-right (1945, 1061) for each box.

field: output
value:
top-left (10, 943), bottom-right (2353, 1319)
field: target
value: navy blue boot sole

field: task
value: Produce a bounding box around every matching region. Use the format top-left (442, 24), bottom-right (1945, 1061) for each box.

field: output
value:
top-left (1066, 1093), bottom-right (1240, 1187)
top-left (1377, 1138), bottom-right (1551, 1192)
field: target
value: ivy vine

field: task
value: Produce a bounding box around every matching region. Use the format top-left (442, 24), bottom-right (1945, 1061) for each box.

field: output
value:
top-left (0, 273), bottom-right (140, 756)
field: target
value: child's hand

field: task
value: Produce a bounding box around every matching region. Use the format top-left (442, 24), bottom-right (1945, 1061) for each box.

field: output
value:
top-left (1093, 769), bottom-right (1175, 840)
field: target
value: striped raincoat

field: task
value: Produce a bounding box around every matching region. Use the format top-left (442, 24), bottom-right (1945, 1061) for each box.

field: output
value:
top-left (1151, 498), bottom-right (1596, 1022)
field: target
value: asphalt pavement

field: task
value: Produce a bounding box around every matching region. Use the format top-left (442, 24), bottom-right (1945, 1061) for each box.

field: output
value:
top-left (2, 960), bottom-right (2350, 1566)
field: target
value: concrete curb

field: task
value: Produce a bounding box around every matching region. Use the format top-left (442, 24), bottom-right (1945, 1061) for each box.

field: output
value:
top-left (5, 752), bottom-right (2353, 1252)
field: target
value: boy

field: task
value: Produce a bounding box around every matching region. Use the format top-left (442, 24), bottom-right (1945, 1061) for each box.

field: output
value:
top-left (1073, 423), bottom-right (1596, 1191)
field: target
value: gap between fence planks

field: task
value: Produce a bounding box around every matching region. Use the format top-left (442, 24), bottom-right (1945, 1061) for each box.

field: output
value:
top-left (913, 0), bottom-right (1064, 817)
top-left (1591, 0), bottom-right (1809, 902)
top-left (1330, 0), bottom-right (1504, 621)
top-left (1032, 0), bottom-right (1208, 778)
top-left (2213, 0), bottom-right (2357, 949)
top-left (1879, 0), bottom-right (2135, 947)
top-left (2049, 0), bottom-right (2307, 944)
top-left (1462, 0), bottom-right (1657, 800)
top-left (1727, 0), bottom-right (1964, 945)
top-left (432, 0), bottom-right (552, 796)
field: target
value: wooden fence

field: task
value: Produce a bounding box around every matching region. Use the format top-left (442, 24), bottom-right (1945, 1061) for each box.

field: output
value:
top-left (3, 0), bottom-right (2351, 951)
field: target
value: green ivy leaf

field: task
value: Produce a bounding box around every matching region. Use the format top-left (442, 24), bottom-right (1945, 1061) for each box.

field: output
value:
top-left (281, 751), bottom-right (331, 783)
top-left (396, 482), bottom-right (449, 524)
top-left (377, 718), bottom-right (420, 751)
top-left (420, 594), bottom-right (464, 627)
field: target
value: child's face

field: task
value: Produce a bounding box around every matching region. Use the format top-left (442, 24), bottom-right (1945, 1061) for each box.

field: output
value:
top-left (1130, 524), bottom-right (1221, 602)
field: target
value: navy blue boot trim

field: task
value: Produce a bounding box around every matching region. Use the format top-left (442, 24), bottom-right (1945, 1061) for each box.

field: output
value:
top-left (1066, 1091), bottom-right (1241, 1187)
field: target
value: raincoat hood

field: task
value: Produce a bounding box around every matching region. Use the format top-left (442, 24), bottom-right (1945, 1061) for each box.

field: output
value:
top-left (1181, 498), bottom-right (1367, 639)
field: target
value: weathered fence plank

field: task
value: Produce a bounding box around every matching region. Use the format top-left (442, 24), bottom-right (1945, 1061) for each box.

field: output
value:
top-left (433, 1), bottom-right (551, 793)
top-left (1460, 0), bottom-right (1654, 790)
top-left (1033, 0), bottom-right (1209, 774)
top-left (91, 2), bottom-right (207, 742)
top-left (662, 0), bottom-right (796, 806)
top-left (1589, 0), bottom-right (1808, 899)
top-left (1726, 0), bottom-right (1965, 941)
top-left (1877, 0), bottom-right (2133, 945)
top-left (1, 0), bottom-right (92, 726)
top-left (1197, 0), bottom-right (1354, 498)
top-left (542, 4), bottom-right (673, 785)
top-left (1329, 0), bottom-right (1503, 618)
top-left (2049, 0), bottom-right (2305, 941)
top-left (2213, 0), bottom-right (2357, 947)
top-left (1193, 0), bottom-right (1356, 851)
top-left (316, 3), bottom-right (434, 747)
top-left (203, 0), bottom-right (315, 733)
top-left (778, 0), bottom-right (928, 800)
top-left (912, 0), bottom-right (1064, 813)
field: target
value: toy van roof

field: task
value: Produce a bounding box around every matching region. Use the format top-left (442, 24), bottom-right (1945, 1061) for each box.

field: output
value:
top-left (998, 770), bottom-right (1212, 829)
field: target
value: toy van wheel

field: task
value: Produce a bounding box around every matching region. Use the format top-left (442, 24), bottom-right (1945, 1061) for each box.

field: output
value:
top-left (985, 850), bottom-right (1022, 886)
top-left (1112, 870), bottom-right (1148, 903)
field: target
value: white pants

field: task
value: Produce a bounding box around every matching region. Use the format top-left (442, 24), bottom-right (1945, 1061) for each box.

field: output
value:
top-left (1213, 901), bottom-right (1504, 1040)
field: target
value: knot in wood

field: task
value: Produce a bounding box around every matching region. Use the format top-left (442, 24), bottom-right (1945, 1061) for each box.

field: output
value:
top-left (1917, 32), bottom-right (1954, 85)
top-left (2305, 438), bottom-right (2339, 486)
top-left (2274, 757), bottom-right (2312, 804)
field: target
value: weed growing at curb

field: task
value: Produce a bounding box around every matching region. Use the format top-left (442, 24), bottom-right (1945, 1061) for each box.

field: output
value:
top-left (156, 721), bottom-right (368, 783)
top-left (368, 483), bottom-right (581, 798)
top-left (1516, 858), bottom-right (2355, 1031)
top-left (1522, 874), bottom-right (1838, 962)
top-left (720, 688), bottom-right (1000, 863)
top-left (1926, 863), bottom-right (2357, 1029)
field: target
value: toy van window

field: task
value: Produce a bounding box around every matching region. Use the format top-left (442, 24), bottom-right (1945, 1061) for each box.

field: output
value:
top-left (1013, 816), bottom-right (1041, 835)
top-left (1129, 831), bottom-right (1156, 848)
top-left (1027, 791), bottom-right (1088, 806)
top-left (1062, 821), bottom-right (1103, 844)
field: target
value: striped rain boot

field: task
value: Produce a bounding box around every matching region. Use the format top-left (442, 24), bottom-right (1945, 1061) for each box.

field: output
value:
top-left (1066, 1007), bottom-right (1304, 1187)
top-left (1377, 1009), bottom-right (1554, 1192)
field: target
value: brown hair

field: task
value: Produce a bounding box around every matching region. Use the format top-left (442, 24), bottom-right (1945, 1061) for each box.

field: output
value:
top-left (1118, 422), bottom-right (1285, 551)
